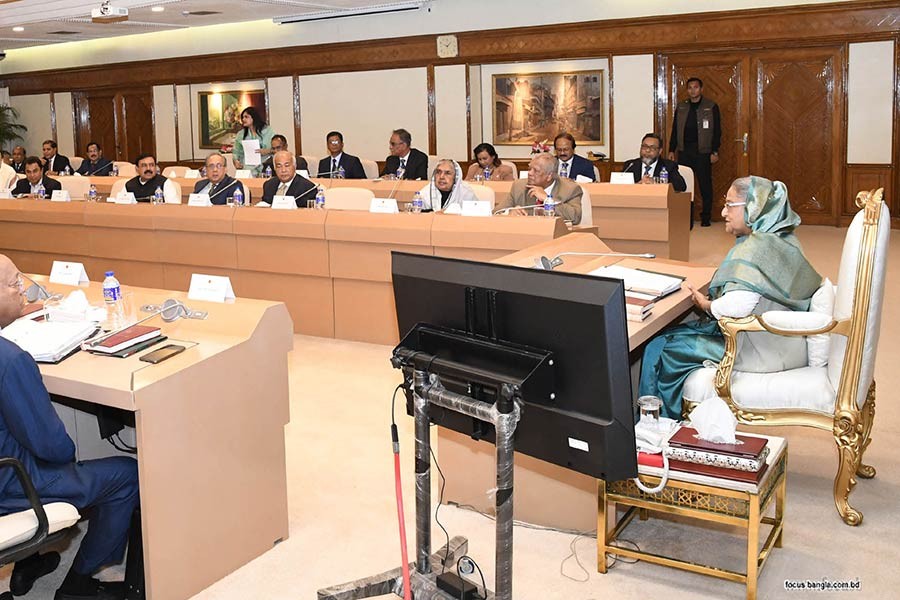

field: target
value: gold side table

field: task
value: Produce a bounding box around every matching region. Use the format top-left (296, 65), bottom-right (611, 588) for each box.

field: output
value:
top-left (598, 436), bottom-right (787, 600)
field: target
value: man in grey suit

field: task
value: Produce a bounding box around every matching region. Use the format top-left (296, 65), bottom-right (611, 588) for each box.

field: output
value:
top-left (494, 153), bottom-right (583, 224)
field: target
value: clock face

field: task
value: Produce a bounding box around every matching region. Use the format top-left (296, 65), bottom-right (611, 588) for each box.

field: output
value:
top-left (436, 34), bottom-right (458, 59)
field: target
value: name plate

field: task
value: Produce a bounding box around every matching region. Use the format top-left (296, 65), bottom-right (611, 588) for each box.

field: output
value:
top-left (519, 171), bottom-right (529, 179)
top-left (184, 169), bottom-right (201, 179)
top-left (50, 189), bottom-right (71, 202)
top-left (234, 169), bottom-right (252, 179)
top-left (0, 189), bottom-right (12, 199)
top-left (461, 199), bottom-right (492, 217)
top-left (610, 172), bottom-right (635, 184)
top-left (188, 193), bottom-right (212, 207)
top-left (297, 169), bottom-right (310, 178)
top-left (271, 195), bottom-right (297, 210)
top-left (188, 273), bottom-right (235, 303)
top-left (574, 174), bottom-right (593, 184)
top-left (49, 260), bottom-right (89, 285)
top-left (370, 198), bottom-right (399, 213)
top-left (114, 192), bottom-right (137, 204)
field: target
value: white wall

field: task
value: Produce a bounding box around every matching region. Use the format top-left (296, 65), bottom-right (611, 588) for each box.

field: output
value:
top-left (298, 68), bottom-right (429, 163)
top-left (266, 76), bottom-right (295, 151)
top-left (434, 65), bottom-right (468, 160)
top-left (847, 41), bottom-right (895, 164)
top-left (175, 85), bottom-right (192, 162)
top-left (8, 93), bottom-right (52, 156)
top-left (0, 0), bottom-right (855, 74)
top-left (468, 65), bottom-right (483, 151)
top-left (153, 85), bottom-right (177, 162)
top-left (54, 92), bottom-right (75, 157)
top-left (612, 55), bottom-right (655, 162)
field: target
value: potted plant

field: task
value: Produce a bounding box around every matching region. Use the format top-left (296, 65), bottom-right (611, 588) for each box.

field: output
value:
top-left (0, 105), bottom-right (27, 150)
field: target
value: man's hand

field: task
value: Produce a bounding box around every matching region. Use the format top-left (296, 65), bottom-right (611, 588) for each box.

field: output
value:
top-left (686, 283), bottom-right (712, 314)
top-left (667, 151), bottom-right (676, 161)
top-left (526, 185), bottom-right (548, 203)
top-left (500, 207), bottom-right (529, 217)
top-left (710, 152), bottom-right (719, 164)
top-left (233, 159), bottom-right (243, 169)
top-left (640, 175), bottom-right (654, 185)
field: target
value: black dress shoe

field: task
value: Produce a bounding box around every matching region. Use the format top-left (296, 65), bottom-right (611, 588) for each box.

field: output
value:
top-left (55, 579), bottom-right (126, 600)
top-left (701, 220), bottom-right (711, 227)
top-left (11, 551), bottom-right (61, 595)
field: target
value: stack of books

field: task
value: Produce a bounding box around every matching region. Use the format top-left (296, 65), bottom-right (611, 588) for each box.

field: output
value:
top-left (84, 324), bottom-right (163, 355)
top-left (663, 427), bottom-right (770, 483)
top-left (589, 264), bottom-right (685, 322)
top-left (625, 292), bottom-right (655, 322)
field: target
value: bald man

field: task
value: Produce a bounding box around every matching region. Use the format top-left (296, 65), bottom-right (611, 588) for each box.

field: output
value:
top-left (260, 150), bottom-right (316, 207)
top-left (0, 254), bottom-right (139, 600)
top-left (494, 153), bottom-right (583, 224)
top-left (193, 153), bottom-right (245, 205)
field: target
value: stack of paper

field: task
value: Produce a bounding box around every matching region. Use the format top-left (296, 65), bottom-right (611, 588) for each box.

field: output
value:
top-left (1, 319), bottom-right (96, 363)
top-left (589, 264), bottom-right (684, 299)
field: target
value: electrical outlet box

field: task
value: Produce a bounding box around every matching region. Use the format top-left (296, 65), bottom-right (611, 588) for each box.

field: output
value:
top-left (436, 571), bottom-right (479, 600)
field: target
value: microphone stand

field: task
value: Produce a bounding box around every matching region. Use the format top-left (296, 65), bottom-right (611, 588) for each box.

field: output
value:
top-left (492, 201), bottom-right (559, 215)
top-left (386, 168), bottom-right (406, 200)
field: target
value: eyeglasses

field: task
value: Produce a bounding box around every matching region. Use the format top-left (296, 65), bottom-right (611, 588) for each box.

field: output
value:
top-left (207, 163), bottom-right (225, 170)
top-left (389, 141), bottom-right (406, 147)
top-left (640, 144), bottom-right (660, 151)
top-left (328, 140), bottom-right (342, 146)
top-left (724, 201), bottom-right (746, 208)
top-left (7, 275), bottom-right (24, 292)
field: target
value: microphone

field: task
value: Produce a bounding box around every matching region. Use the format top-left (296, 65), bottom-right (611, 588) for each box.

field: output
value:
top-left (387, 168), bottom-right (406, 200)
top-left (205, 180), bottom-right (243, 203)
top-left (493, 201), bottom-right (559, 215)
top-left (82, 298), bottom-right (206, 349)
top-left (21, 274), bottom-right (60, 303)
top-left (534, 251), bottom-right (657, 270)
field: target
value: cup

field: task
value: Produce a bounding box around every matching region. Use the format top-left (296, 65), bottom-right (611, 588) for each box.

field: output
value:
top-left (533, 206), bottom-right (546, 218)
top-left (307, 198), bottom-right (317, 209)
top-left (638, 395), bottom-right (662, 429)
top-left (226, 196), bottom-right (235, 207)
top-left (119, 291), bottom-right (136, 327)
top-left (474, 173), bottom-right (484, 183)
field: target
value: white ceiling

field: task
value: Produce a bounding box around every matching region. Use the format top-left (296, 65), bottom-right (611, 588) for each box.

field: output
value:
top-left (0, 0), bottom-right (426, 50)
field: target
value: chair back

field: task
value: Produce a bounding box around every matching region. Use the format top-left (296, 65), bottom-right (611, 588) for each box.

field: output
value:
top-left (113, 162), bottom-right (137, 177)
top-left (165, 179), bottom-right (183, 204)
top-left (109, 179), bottom-right (127, 198)
top-left (501, 160), bottom-right (518, 179)
top-left (69, 156), bottom-right (84, 172)
top-left (57, 176), bottom-right (91, 200)
top-left (679, 165), bottom-right (695, 202)
top-left (324, 186), bottom-right (374, 211)
top-left (360, 159), bottom-right (379, 179)
top-left (427, 155), bottom-right (440, 180)
top-left (224, 153), bottom-right (236, 177)
top-left (578, 186), bottom-right (593, 227)
top-left (469, 184), bottom-right (495, 208)
top-left (0, 163), bottom-right (15, 189)
top-left (299, 155), bottom-right (319, 176)
top-left (828, 190), bottom-right (890, 410)
top-left (163, 166), bottom-right (189, 178)
top-left (592, 165), bottom-right (601, 182)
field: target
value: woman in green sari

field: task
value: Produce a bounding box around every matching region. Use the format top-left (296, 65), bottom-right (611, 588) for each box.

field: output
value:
top-left (639, 176), bottom-right (822, 419)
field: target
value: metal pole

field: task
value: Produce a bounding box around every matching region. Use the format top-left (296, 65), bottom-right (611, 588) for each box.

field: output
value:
top-left (493, 384), bottom-right (517, 600)
top-left (412, 369), bottom-right (432, 574)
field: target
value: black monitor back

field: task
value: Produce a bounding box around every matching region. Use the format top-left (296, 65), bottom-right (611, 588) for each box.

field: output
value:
top-left (392, 252), bottom-right (637, 482)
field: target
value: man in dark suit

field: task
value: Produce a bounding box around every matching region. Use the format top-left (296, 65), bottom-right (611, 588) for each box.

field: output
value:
top-left (260, 135), bottom-right (308, 175)
top-left (40, 140), bottom-right (72, 176)
top-left (623, 133), bottom-right (687, 192)
top-left (75, 142), bottom-right (113, 176)
top-left (261, 151), bottom-right (316, 207)
top-left (12, 156), bottom-right (62, 198)
top-left (193, 153), bottom-right (245, 205)
top-left (317, 131), bottom-right (367, 179)
top-left (11, 146), bottom-right (27, 174)
top-left (381, 128), bottom-right (428, 180)
top-left (553, 133), bottom-right (596, 182)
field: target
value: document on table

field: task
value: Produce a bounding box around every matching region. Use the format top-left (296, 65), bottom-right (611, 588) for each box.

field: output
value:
top-left (242, 140), bottom-right (261, 166)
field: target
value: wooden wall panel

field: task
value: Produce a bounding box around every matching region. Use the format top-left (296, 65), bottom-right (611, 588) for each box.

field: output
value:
top-left (846, 165), bottom-right (893, 222)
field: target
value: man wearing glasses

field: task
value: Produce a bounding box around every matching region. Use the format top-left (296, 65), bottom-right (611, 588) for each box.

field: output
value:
top-left (381, 128), bottom-right (428, 180)
top-left (623, 133), bottom-right (686, 191)
top-left (317, 131), bottom-right (367, 179)
top-left (260, 135), bottom-right (308, 175)
top-left (193, 153), bottom-right (245, 205)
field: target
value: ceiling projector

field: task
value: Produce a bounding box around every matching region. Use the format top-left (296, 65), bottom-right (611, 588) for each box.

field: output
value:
top-left (92, 2), bottom-right (129, 23)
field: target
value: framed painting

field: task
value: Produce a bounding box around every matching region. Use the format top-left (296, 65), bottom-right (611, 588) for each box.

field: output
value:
top-left (198, 90), bottom-right (267, 149)
top-left (492, 71), bottom-right (604, 145)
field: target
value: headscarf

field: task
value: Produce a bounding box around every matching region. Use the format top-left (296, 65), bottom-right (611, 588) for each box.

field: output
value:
top-left (421, 160), bottom-right (478, 213)
top-left (709, 176), bottom-right (821, 310)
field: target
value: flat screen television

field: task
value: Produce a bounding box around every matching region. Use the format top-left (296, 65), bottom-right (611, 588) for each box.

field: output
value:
top-left (392, 252), bottom-right (637, 482)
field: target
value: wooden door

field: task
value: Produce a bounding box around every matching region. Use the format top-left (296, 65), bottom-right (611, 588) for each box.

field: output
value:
top-left (661, 53), bottom-right (751, 221)
top-left (73, 90), bottom-right (118, 160)
top-left (73, 88), bottom-right (155, 163)
top-left (120, 90), bottom-right (155, 162)
top-left (750, 47), bottom-right (844, 225)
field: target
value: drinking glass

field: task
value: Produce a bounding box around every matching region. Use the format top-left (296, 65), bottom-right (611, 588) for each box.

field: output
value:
top-left (638, 395), bottom-right (662, 430)
top-left (226, 196), bottom-right (235, 207)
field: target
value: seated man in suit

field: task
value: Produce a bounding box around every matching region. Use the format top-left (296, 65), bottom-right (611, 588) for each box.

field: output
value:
top-left (623, 133), bottom-right (687, 192)
top-left (554, 133), bottom-right (596, 182)
top-left (318, 131), bottom-right (367, 179)
top-left (12, 156), bottom-right (62, 198)
top-left (41, 140), bottom-right (72, 176)
top-left (0, 253), bottom-right (140, 600)
top-left (124, 154), bottom-right (180, 203)
top-left (381, 128), bottom-right (428, 180)
top-left (261, 150), bottom-right (316, 207)
top-left (11, 146), bottom-right (27, 174)
top-left (494, 153), bottom-right (583, 224)
top-left (259, 135), bottom-right (308, 175)
top-left (75, 142), bottom-right (114, 176)
top-left (193, 153), bottom-right (245, 205)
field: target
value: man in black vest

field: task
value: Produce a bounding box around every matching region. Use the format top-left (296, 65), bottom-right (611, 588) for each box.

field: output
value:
top-left (124, 154), bottom-right (176, 203)
top-left (668, 77), bottom-right (721, 226)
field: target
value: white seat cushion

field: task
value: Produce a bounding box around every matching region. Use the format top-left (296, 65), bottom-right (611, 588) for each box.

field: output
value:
top-left (683, 366), bottom-right (836, 415)
top-left (807, 278), bottom-right (835, 367)
top-left (0, 502), bottom-right (80, 551)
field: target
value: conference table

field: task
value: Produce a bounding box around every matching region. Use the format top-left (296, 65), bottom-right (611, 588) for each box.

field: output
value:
top-left (27, 276), bottom-right (293, 600)
top-left (435, 233), bottom-right (717, 532)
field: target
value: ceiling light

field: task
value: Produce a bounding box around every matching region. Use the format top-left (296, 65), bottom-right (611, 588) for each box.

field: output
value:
top-left (151, 6), bottom-right (165, 12)
top-left (12, 26), bottom-right (24, 32)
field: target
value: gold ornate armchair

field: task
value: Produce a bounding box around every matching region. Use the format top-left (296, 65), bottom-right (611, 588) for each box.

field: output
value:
top-left (682, 189), bottom-right (889, 526)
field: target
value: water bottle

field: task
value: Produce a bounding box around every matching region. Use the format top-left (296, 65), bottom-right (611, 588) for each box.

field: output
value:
top-left (102, 271), bottom-right (124, 328)
top-left (63, 166), bottom-right (70, 176)
top-left (264, 165), bottom-right (273, 178)
top-left (233, 186), bottom-right (244, 207)
top-left (396, 167), bottom-right (406, 180)
top-left (411, 191), bottom-right (424, 213)
top-left (659, 167), bottom-right (669, 185)
top-left (483, 166), bottom-right (492, 181)
top-left (153, 186), bottom-right (164, 204)
top-left (37, 186), bottom-right (46, 200)
top-left (111, 163), bottom-right (119, 177)
top-left (315, 185), bottom-right (326, 209)
top-left (89, 184), bottom-right (98, 202)
top-left (200, 166), bottom-right (207, 178)
top-left (338, 166), bottom-right (346, 179)
top-left (543, 194), bottom-right (555, 218)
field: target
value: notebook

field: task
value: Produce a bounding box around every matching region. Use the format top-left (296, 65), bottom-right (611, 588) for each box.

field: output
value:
top-left (589, 265), bottom-right (684, 299)
top-left (87, 324), bottom-right (162, 354)
top-left (1, 319), bottom-right (97, 363)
